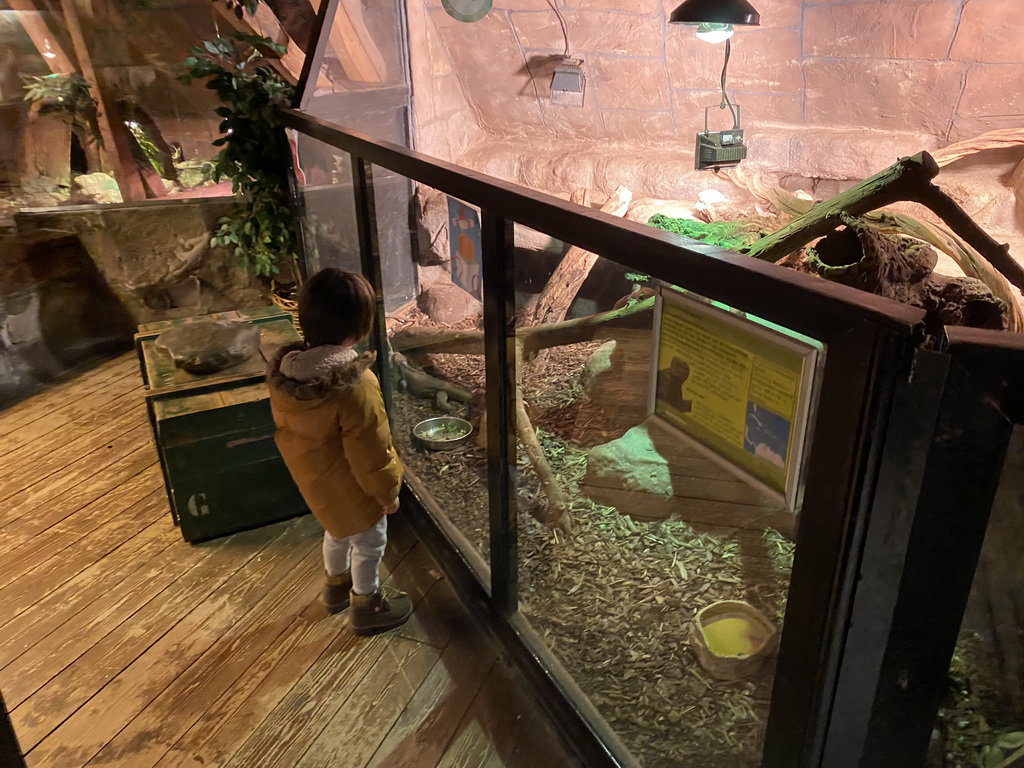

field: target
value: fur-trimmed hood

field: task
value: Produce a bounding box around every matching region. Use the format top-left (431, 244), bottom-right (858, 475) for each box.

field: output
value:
top-left (266, 341), bottom-right (376, 403)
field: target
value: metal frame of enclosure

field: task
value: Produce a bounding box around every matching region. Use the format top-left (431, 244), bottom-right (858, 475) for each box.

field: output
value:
top-left (278, 104), bottom-right (1024, 768)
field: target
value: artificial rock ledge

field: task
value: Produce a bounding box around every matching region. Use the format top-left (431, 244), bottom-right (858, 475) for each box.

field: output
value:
top-left (14, 198), bottom-right (268, 325)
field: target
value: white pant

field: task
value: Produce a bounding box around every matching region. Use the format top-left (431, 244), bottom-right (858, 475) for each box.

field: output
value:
top-left (322, 517), bottom-right (388, 595)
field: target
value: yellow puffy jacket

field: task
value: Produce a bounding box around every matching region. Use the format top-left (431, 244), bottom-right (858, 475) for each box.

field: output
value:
top-left (266, 342), bottom-right (401, 539)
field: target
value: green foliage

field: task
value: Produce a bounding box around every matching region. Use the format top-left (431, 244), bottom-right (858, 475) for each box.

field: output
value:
top-left (22, 73), bottom-right (102, 146)
top-left (180, 34), bottom-right (297, 277)
top-left (647, 213), bottom-right (760, 251)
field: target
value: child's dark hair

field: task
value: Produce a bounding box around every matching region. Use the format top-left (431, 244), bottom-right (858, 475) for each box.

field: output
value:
top-left (297, 269), bottom-right (376, 348)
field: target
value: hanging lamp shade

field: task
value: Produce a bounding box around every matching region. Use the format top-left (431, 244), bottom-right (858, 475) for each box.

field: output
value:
top-left (669, 0), bottom-right (760, 26)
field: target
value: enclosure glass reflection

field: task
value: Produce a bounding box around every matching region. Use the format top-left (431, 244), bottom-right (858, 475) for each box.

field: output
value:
top-left (511, 227), bottom-right (799, 768)
top-left (377, 180), bottom-right (490, 573)
top-left (934, 425), bottom-right (1024, 768)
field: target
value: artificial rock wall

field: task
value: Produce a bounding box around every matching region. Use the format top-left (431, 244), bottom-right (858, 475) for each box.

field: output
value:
top-left (407, 0), bottom-right (1024, 197)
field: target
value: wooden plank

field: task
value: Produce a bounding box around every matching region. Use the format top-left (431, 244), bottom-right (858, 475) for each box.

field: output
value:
top-left (365, 618), bottom-right (498, 768)
top-left (0, 464), bottom-right (163, 591)
top-left (434, 660), bottom-right (535, 768)
top-left (22, 517), bottom-right (320, 767)
top-left (0, 356), bottom-right (136, 436)
top-left (0, 398), bottom-right (146, 503)
top-left (0, 439), bottom-right (157, 542)
top-left (154, 522), bottom-right (423, 768)
top-left (294, 637), bottom-right (440, 768)
top-left (0, 497), bottom-right (171, 669)
top-left (0, 367), bottom-right (142, 458)
top-left (83, 547), bottom-right (325, 767)
top-left (506, 711), bottom-right (582, 768)
top-left (222, 634), bottom-right (392, 768)
top-left (4, 0), bottom-right (75, 73)
top-left (0, 523), bottom-right (224, 709)
top-left (0, 487), bottom-right (167, 632)
top-left (10, 524), bottom-right (289, 751)
top-left (394, 568), bottom-right (469, 651)
top-left (153, 605), bottom-right (349, 768)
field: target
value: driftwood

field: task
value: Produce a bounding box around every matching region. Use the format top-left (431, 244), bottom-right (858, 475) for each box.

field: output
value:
top-left (745, 152), bottom-right (1024, 296)
top-left (931, 127), bottom-right (1024, 168)
top-left (514, 338), bottom-right (571, 531)
top-left (390, 296), bottom-right (656, 357)
top-left (803, 217), bottom-right (1008, 330)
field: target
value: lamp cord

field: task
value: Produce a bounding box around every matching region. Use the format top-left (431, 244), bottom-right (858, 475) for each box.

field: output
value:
top-left (547, 0), bottom-right (570, 57)
top-left (720, 38), bottom-right (739, 130)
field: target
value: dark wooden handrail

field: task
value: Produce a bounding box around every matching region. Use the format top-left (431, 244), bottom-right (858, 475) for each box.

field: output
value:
top-left (280, 107), bottom-right (925, 343)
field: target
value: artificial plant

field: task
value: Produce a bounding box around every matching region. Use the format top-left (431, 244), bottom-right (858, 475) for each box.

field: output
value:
top-left (180, 33), bottom-right (299, 277)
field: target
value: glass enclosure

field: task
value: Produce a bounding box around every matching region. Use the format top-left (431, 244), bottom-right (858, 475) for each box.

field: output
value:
top-left (935, 425), bottom-right (1024, 768)
top-left (509, 236), bottom-right (801, 767)
top-left (280, 106), bottom-right (1024, 768)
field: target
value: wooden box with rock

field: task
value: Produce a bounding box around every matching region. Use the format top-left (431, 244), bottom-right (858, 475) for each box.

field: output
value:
top-left (137, 306), bottom-right (307, 543)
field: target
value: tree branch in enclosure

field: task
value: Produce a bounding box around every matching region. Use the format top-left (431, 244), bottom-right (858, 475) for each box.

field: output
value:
top-left (390, 296), bottom-right (656, 357)
top-left (744, 151), bottom-right (1024, 295)
top-left (513, 338), bottom-right (572, 532)
top-left (530, 186), bottom-right (632, 330)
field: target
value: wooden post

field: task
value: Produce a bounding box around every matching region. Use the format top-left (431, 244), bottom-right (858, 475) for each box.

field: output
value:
top-left (7, 0), bottom-right (75, 74)
top-left (57, 0), bottom-right (146, 201)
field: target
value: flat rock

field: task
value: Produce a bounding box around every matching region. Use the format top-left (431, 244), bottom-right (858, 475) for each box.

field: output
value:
top-left (586, 424), bottom-right (673, 497)
top-left (155, 320), bottom-right (261, 374)
top-left (417, 282), bottom-right (482, 325)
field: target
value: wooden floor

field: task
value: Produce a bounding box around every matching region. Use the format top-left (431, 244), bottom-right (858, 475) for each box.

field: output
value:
top-left (0, 355), bottom-right (579, 768)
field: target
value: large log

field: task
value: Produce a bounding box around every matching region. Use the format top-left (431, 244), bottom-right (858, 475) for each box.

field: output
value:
top-left (531, 186), bottom-right (632, 327)
top-left (803, 217), bottom-right (1008, 329)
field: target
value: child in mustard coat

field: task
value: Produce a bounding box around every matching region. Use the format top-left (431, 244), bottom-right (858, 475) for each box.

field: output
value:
top-left (267, 268), bottom-right (411, 636)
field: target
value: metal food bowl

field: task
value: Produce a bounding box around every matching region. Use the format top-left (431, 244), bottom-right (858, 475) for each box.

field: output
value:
top-left (412, 417), bottom-right (474, 451)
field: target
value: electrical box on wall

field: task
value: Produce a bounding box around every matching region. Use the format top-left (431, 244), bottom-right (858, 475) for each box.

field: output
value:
top-left (695, 105), bottom-right (747, 172)
top-left (550, 57), bottom-right (586, 108)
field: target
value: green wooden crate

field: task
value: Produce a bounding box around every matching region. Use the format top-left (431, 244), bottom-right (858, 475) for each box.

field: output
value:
top-left (141, 308), bottom-right (307, 543)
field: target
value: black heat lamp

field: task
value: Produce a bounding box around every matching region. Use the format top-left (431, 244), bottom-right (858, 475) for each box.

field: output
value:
top-left (670, 0), bottom-right (760, 171)
top-left (669, 0), bottom-right (760, 32)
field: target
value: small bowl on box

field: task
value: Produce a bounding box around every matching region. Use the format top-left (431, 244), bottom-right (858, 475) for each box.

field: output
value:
top-left (412, 417), bottom-right (473, 451)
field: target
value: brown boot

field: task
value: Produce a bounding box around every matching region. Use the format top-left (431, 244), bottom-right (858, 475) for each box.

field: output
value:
top-left (323, 571), bottom-right (353, 614)
top-left (348, 588), bottom-right (413, 636)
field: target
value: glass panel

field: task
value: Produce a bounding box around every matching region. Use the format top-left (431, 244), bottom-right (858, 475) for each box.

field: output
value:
top-left (513, 225), bottom-right (799, 767)
top-left (302, 0), bottom-right (409, 145)
top-left (935, 425), bottom-right (1024, 768)
top-left (293, 145), bottom-right (416, 311)
top-left (376, 178), bottom-right (490, 575)
top-left (294, 135), bottom-right (361, 275)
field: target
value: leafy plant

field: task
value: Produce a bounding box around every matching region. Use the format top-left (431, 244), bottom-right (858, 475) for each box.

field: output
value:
top-left (22, 73), bottom-right (102, 146)
top-left (179, 34), bottom-right (298, 277)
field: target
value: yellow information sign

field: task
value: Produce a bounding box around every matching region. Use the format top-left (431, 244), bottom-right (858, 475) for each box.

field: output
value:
top-left (651, 289), bottom-right (821, 508)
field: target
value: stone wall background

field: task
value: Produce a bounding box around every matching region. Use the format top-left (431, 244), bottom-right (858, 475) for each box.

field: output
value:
top-left (407, 0), bottom-right (1023, 195)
